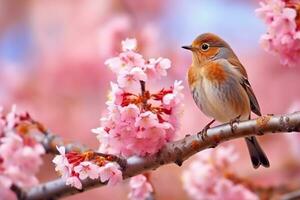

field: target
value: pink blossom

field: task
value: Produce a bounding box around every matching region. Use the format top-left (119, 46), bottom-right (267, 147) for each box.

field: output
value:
top-left (95, 104), bottom-right (176, 156)
top-left (66, 176), bottom-right (82, 190)
top-left (0, 127), bottom-right (44, 188)
top-left (73, 161), bottom-right (100, 180)
top-left (104, 38), bottom-right (173, 82)
top-left (98, 162), bottom-right (122, 186)
top-left (256, 0), bottom-right (300, 66)
top-left (128, 175), bottom-right (153, 200)
top-left (120, 104), bottom-right (140, 121)
top-left (53, 148), bottom-right (123, 189)
top-left (182, 146), bottom-right (258, 200)
top-left (135, 111), bottom-right (159, 129)
top-left (117, 67), bottom-right (147, 89)
top-left (107, 82), bottom-right (124, 106)
top-left (122, 38), bottom-right (137, 51)
top-left (4, 166), bottom-right (39, 188)
top-left (52, 146), bottom-right (72, 178)
top-left (5, 105), bottom-right (17, 131)
top-left (11, 145), bottom-right (44, 174)
top-left (94, 39), bottom-right (184, 157)
top-left (104, 57), bottom-right (124, 74)
top-left (145, 57), bottom-right (171, 79)
top-left (162, 80), bottom-right (184, 108)
top-left (119, 51), bottom-right (145, 69)
top-left (105, 51), bottom-right (146, 82)
top-left (0, 134), bottom-right (23, 160)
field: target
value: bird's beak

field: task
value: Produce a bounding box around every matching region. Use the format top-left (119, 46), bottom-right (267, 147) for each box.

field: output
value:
top-left (182, 45), bottom-right (194, 51)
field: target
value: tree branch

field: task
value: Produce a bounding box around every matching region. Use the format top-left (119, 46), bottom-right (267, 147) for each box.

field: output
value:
top-left (23, 112), bottom-right (300, 200)
top-left (34, 129), bottom-right (90, 154)
top-left (281, 190), bottom-right (300, 200)
top-left (34, 130), bottom-right (127, 168)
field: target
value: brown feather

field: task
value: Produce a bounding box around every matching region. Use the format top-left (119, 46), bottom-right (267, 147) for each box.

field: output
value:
top-left (187, 66), bottom-right (199, 87)
top-left (227, 57), bottom-right (248, 78)
top-left (202, 62), bottom-right (227, 83)
top-left (227, 57), bottom-right (261, 116)
top-left (241, 78), bottom-right (262, 116)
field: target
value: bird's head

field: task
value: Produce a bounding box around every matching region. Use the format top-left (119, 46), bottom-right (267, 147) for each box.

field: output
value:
top-left (182, 33), bottom-right (237, 65)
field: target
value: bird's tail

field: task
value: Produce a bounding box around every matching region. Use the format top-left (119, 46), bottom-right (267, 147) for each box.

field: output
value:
top-left (245, 136), bottom-right (270, 169)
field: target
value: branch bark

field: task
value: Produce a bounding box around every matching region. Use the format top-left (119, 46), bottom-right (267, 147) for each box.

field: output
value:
top-left (281, 190), bottom-right (300, 200)
top-left (35, 130), bottom-right (90, 154)
top-left (23, 112), bottom-right (300, 200)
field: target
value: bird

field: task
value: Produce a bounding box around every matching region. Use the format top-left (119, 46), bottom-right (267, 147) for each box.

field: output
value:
top-left (182, 33), bottom-right (270, 169)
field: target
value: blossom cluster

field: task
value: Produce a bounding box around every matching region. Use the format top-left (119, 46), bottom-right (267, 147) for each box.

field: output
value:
top-left (92, 38), bottom-right (184, 157)
top-left (0, 106), bottom-right (45, 199)
top-left (256, 0), bottom-right (300, 66)
top-left (182, 146), bottom-right (258, 200)
top-left (53, 146), bottom-right (122, 190)
top-left (53, 38), bottom-right (183, 190)
top-left (128, 175), bottom-right (153, 200)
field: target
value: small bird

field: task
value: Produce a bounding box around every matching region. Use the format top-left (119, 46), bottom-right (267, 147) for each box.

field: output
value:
top-left (182, 33), bottom-right (270, 169)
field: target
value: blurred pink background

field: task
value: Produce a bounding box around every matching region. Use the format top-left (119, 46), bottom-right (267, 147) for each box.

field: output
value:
top-left (0, 0), bottom-right (300, 199)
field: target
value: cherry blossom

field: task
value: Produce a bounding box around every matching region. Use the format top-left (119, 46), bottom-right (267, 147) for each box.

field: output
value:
top-left (117, 67), bottom-right (147, 90)
top-left (93, 38), bottom-right (184, 157)
top-left (52, 146), bottom-right (71, 178)
top-left (74, 161), bottom-right (100, 180)
top-left (53, 147), bottom-right (123, 189)
top-left (256, 0), bottom-right (300, 66)
top-left (144, 57), bottom-right (171, 79)
top-left (135, 111), bottom-right (160, 129)
top-left (0, 106), bottom-right (45, 198)
top-left (128, 175), bottom-right (153, 200)
top-left (182, 146), bottom-right (258, 200)
top-left (98, 162), bottom-right (123, 186)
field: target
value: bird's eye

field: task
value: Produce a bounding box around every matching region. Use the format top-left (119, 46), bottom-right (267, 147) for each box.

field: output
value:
top-left (201, 43), bottom-right (210, 51)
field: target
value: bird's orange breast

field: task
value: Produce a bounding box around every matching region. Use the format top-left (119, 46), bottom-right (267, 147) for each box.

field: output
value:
top-left (202, 61), bottom-right (227, 83)
top-left (188, 66), bottom-right (200, 87)
top-left (188, 62), bottom-right (227, 88)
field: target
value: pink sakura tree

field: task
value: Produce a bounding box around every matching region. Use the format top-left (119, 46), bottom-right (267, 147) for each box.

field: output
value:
top-left (1, 1), bottom-right (300, 199)
top-left (0, 38), bottom-right (299, 200)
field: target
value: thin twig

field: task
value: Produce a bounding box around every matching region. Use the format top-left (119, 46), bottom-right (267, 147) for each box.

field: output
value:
top-left (140, 80), bottom-right (146, 95)
top-left (22, 112), bottom-right (300, 200)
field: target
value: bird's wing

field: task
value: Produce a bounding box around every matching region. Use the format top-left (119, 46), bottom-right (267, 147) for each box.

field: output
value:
top-left (227, 57), bottom-right (248, 78)
top-left (240, 77), bottom-right (261, 116)
top-left (227, 58), bottom-right (262, 116)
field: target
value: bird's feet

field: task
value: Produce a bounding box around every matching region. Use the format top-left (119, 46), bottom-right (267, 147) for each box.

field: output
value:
top-left (198, 119), bottom-right (215, 141)
top-left (229, 115), bottom-right (241, 132)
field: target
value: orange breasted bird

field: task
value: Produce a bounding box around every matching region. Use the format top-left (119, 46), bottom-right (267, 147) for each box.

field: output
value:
top-left (182, 33), bottom-right (270, 169)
